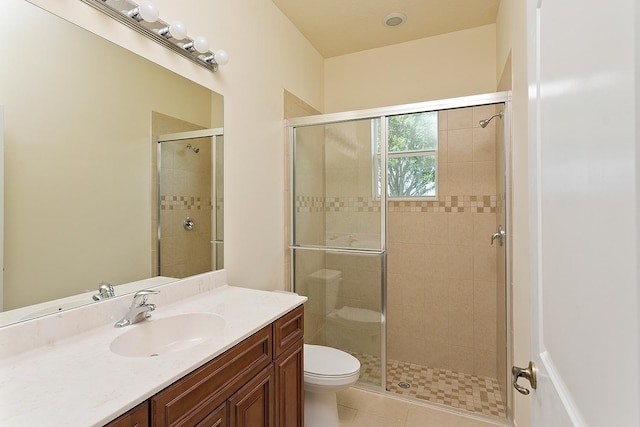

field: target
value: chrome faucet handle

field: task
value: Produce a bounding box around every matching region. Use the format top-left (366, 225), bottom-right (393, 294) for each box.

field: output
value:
top-left (93, 282), bottom-right (115, 301)
top-left (131, 289), bottom-right (159, 306)
top-left (99, 282), bottom-right (115, 297)
top-left (114, 289), bottom-right (160, 328)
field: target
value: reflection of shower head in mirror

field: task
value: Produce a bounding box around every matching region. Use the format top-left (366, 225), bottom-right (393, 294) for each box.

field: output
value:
top-left (186, 143), bottom-right (200, 153)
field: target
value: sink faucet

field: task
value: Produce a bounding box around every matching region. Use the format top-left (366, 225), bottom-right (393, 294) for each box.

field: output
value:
top-left (114, 289), bottom-right (159, 328)
top-left (93, 282), bottom-right (115, 301)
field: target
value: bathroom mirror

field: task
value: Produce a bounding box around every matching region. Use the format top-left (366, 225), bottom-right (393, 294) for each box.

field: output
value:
top-left (0, 0), bottom-right (223, 326)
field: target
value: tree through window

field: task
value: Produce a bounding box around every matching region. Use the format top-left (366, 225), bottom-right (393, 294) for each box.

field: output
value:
top-left (384, 111), bottom-right (438, 198)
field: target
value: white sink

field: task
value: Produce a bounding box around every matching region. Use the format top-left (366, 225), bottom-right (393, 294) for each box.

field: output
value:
top-left (110, 312), bottom-right (225, 357)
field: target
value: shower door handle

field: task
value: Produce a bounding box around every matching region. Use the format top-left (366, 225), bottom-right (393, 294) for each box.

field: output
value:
top-left (491, 225), bottom-right (505, 246)
top-left (512, 361), bottom-right (537, 395)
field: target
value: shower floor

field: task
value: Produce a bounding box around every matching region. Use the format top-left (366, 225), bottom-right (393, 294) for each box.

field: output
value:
top-left (352, 352), bottom-right (506, 419)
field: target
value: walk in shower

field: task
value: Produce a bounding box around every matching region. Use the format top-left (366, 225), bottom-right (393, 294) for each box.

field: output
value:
top-left (288, 92), bottom-right (511, 421)
top-left (155, 127), bottom-right (224, 277)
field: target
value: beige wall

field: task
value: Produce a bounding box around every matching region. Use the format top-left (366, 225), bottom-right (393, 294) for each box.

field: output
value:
top-left (27, 0), bottom-right (325, 293)
top-left (324, 24), bottom-right (497, 113)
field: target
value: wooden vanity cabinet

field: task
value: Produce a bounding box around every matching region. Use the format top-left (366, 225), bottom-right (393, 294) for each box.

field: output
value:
top-left (105, 401), bottom-right (149, 427)
top-left (108, 304), bottom-right (304, 427)
top-left (273, 306), bottom-right (304, 427)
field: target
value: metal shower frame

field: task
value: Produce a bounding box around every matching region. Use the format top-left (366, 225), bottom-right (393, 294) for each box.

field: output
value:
top-left (286, 91), bottom-right (513, 422)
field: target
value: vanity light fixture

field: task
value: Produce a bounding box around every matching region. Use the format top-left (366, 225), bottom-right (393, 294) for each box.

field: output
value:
top-left (157, 21), bottom-right (188, 41)
top-left (127, 0), bottom-right (159, 23)
top-left (80, 0), bottom-right (228, 72)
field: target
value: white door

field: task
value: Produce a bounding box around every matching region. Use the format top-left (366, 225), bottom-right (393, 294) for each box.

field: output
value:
top-left (526, 0), bottom-right (640, 426)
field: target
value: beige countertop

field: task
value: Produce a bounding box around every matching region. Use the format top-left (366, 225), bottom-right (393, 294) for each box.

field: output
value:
top-left (0, 271), bottom-right (306, 426)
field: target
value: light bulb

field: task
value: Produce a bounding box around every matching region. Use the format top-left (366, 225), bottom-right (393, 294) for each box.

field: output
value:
top-left (168, 21), bottom-right (187, 40)
top-left (214, 50), bottom-right (229, 65)
top-left (193, 36), bottom-right (209, 54)
top-left (137, 1), bottom-right (159, 22)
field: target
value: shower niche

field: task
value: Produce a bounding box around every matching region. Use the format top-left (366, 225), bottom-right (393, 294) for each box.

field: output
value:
top-left (288, 93), bottom-right (510, 422)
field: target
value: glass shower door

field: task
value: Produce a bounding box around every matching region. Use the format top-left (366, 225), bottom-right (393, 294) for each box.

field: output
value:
top-left (291, 117), bottom-right (386, 388)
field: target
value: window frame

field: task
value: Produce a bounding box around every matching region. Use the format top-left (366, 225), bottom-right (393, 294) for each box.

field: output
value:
top-left (373, 114), bottom-right (439, 201)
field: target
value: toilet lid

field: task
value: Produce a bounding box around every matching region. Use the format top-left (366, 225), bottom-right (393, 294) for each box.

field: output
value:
top-left (304, 344), bottom-right (360, 376)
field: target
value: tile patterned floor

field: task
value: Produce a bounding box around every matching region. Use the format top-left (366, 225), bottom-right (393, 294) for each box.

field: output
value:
top-left (337, 387), bottom-right (507, 427)
top-left (352, 352), bottom-right (506, 419)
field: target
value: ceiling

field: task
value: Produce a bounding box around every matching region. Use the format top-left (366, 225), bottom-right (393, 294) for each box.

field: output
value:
top-left (271, 0), bottom-right (502, 58)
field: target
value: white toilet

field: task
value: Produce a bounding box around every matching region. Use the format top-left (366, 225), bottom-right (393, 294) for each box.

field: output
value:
top-left (304, 344), bottom-right (360, 427)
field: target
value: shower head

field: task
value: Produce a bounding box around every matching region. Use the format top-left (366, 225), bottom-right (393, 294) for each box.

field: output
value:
top-left (186, 143), bottom-right (200, 153)
top-left (479, 111), bottom-right (504, 128)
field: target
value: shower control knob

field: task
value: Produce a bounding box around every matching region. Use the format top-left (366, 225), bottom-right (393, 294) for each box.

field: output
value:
top-left (491, 225), bottom-right (506, 246)
top-left (183, 217), bottom-right (195, 231)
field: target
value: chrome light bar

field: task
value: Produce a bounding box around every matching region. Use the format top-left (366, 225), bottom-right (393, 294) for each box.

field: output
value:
top-left (80, 0), bottom-right (228, 72)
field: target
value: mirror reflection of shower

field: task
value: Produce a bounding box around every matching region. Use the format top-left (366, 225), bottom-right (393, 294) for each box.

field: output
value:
top-left (479, 111), bottom-right (503, 128)
top-left (157, 128), bottom-right (224, 280)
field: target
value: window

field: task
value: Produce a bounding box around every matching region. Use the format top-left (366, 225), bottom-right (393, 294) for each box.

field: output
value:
top-left (375, 111), bottom-right (438, 199)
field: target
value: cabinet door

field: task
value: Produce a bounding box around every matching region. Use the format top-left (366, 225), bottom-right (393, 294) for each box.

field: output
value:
top-left (194, 403), bottom-right (226, 427)
top-left (229, 365), bottom-right (275, 427)
top-left (151, 326), bottom-right (272, 427)
top-left (273, 306), bottom-right (303, 358)
top-left (105, 401), bottom-right (149, 427)
top-left (274, 340), bottom-right (303, 427)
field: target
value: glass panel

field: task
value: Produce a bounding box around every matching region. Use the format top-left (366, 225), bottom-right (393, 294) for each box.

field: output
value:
top-left (387, 154), bottom-right (436, 197)
top-left (385, 104), bottom-right (507, 418)
top-left (388, 111), bottom-right (437, 152)
top-left (159, 137), bottom-right (213, 278)
top-left (214, 241), bottom-right (224, 270)
top-left (214, 135), bottom-right (224, 242)
top-left (293, 248), bottom-right (383, 388)
top-left (494, 102), bottom-right (508, 410)
top-left (293, 118), bottom-right (382, 250)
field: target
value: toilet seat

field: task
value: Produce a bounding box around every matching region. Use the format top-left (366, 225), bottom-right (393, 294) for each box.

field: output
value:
top-left (304, 344), bottom-right (360, 376)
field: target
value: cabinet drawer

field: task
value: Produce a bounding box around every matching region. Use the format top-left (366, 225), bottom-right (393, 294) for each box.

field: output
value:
top-left (273, 305), bottom-right (304, 358)
top-left (151, 325), bottom-right (272, 427)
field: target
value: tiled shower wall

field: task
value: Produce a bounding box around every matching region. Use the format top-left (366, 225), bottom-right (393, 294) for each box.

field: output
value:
top-left (387, 105), bottom-right (503, 380)
top-left (152, 112), bottom-right (213, 278)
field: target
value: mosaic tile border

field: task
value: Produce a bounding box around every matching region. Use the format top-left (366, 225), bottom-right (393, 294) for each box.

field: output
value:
top-left (160, 195), bottom-right (213, 210)
top-left (295, 196), bottom-right (324, 213)
top-left (353, 352), bottom-right (506, 419)
top-left (389, 196), bottom-right (497, 213)
top-left (325, 196), bottom-right (380, 212)
top-left (295, 195), bottom-right (497, 213)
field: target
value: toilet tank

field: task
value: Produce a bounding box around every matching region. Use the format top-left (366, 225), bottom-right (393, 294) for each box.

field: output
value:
top-left (307, 269), bottom-right (342, 314)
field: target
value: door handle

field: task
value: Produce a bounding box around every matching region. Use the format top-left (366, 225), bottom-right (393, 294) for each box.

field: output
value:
top-left (491, 225), bottom-right (505, 246)
top-left (512, 361), bottom-right (537, 395)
